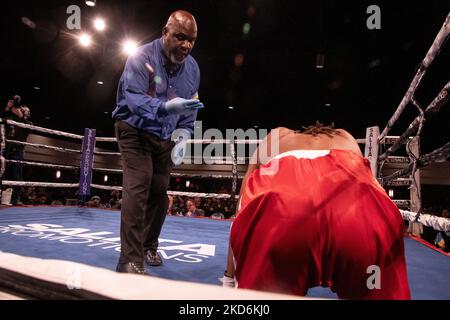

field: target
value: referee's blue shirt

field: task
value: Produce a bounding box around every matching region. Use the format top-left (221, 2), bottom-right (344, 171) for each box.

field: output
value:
top-left (113, 37), bottom-right (200, 140)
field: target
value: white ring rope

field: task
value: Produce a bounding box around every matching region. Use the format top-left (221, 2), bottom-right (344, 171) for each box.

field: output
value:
top-left (168, 190), bottom-right (238, 199)
top-left (95, 137), bottom-right (263, 145)
top-left (379, 11), bottom-right (450, 140)
top-left (94, 151), bottom-right (120, 156)
top-left (170, 172), bottom-right (244, 179)
top-left (5, 119), bottom-right (84, 140)
top-left (93, 167), bottom-right (122, 173)
top-left (5, 139), bottom-right (250, 162)
top-left (7, 139), bottom-right (80, 154)
top-left (357, 136), bottom-right (403, 145)
top-left (2, 180), bottom-right (79, 188)
top-left (400, 209), bottom-right (450, 233)
top-left (2, 158), bottom-right (245, 179)
top-left (95, 137), bottom-right (117, 143)
top-left (91, 183), bottom-right (238, 198)
top-left (2, 180), bottom-right (239, 199)
top-left (187, 139), bottom-right (262, 144)
top-left (5, 159), bottom-right (79, 170)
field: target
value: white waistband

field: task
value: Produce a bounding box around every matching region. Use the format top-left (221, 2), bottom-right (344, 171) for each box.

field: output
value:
top-left (272, 150), bottom-right (330, 160)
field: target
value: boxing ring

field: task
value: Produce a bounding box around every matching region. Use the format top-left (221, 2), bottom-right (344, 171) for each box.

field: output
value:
top-left (0, 206), bottom-right (449, 299)
top-left (0, 12), bottom-right (449, 300)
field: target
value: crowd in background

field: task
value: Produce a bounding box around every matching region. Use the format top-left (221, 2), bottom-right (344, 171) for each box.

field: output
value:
top-left (3, 183), bottom-right (237, 220)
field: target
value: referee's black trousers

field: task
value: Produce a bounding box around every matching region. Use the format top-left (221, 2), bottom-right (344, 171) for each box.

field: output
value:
top-left (115, 120), bottom-right (174, 264)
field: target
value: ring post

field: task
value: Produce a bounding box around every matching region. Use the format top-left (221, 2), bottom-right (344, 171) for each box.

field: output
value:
top-left (78, 128), bottom-right (96, 204)
top-left (364, 126), bottom-right (380, 178)
top-left (408, 136), bottom-right (423, 237)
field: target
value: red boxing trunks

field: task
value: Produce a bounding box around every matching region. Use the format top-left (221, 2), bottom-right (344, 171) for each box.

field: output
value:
top-left (231, 149), bottom-right (410, 299)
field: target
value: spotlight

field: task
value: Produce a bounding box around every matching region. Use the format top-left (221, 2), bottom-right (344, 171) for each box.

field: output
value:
top-left (85, 0), bottom-right (96, 7)
top-left (316, 53), bottom-right (325, 69)
top-left (56, 171), bottom-right (61, 179)
top-left (79, 33), bottom-right (92, 47)
top-left (242, 23), bottom-right (251, 35)
top-left (186, 180), bottom-right (190, 188)
top-left (122, 40), bottom-right (138, 55)
top-left (93, 18), bottom-right (106, 31)
top-left (388, 189), bottom-right (394, 198)
top-left (104, 175), bottom-right (108, 183)
top-left (97, 81), bottom-right (104, 85)
top-left (21, 17), bottom-right (36, 29)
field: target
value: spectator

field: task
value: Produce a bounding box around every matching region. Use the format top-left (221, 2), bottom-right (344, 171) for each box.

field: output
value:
top-left (108, 189), bottom-right (122, 209)
top-left (421, 208), bottom-right (438, 245)
top-left (438, 209), bottom-right (449, 252)
top-left (34, 192), bottom-right (49, 205)
top-left (167, 195), bottom-right (174, 215)
top-left (21, 186), bottom-right (36, 205)
top-left (90, 195), bottom-right (102, 208)
top-left (218, 185), bottom-right (228, 194)
top-left (3, 96), bottom-right (32, 205)
top-left (184, 199), bottom-right (204, 217)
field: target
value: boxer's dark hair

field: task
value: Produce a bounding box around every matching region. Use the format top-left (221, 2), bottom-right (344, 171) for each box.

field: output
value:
top-left (300, 121), bottom-right (341, 137)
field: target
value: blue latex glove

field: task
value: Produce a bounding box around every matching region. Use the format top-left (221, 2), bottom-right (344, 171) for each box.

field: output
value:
top-left (161, 97), bottom-right (204, 115)
top-left (171, 128), bottom-right (190, 166)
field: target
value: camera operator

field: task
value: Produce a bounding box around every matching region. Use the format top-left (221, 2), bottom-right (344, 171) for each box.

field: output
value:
top-left (3, 95), bottom-right (32, 205)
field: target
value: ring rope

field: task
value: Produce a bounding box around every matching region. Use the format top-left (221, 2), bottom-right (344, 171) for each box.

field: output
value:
top-left (1, 157), bottom-right (245, 179)
top-left (2, 180), bottom-right (79, 188)
top-left (400, 209), bottom-right (450, 232)
top-left (94, 151), bottom-right (120, 156)
top-left (378, 81), bottom-right (450, 161)
top-left (95, 137), bottom-right (117, 143)
top-left (2, 180), bottom-right (239, 199)
top-left (90, 183), bottom-right (238, 198)
top-left (0, 123), bottom-right (5, 179)
top-left (94, 137), bottom-right (263, 145)
top-left (6, 139), bottom-right (81, 154)
top-left (380, 140), bottom-right (450, 184)
top-left (5, 119), bottom-right (84, 140)
top-left (418, 141), bottom-right (450, 167)
top-left (5, 139), bottom-right (251, 162)
top-left (382, 178), bottom-right (412, 186)
top-left (92, 167), bottom-right (122, 174)
top-left (5, 159), bottom-right (79, 170)
top-left (385, 156), bottom-right (411, 164)
top-left (167, 190), bottom-right (238, 199)
top-left (170, 172), bottom-right (244, 179)
top-left (379, 12), bottom-right (450, 140)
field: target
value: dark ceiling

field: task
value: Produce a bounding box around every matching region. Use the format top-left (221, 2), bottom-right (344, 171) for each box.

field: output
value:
top-left (1, 0), bottom-right (449, 153)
